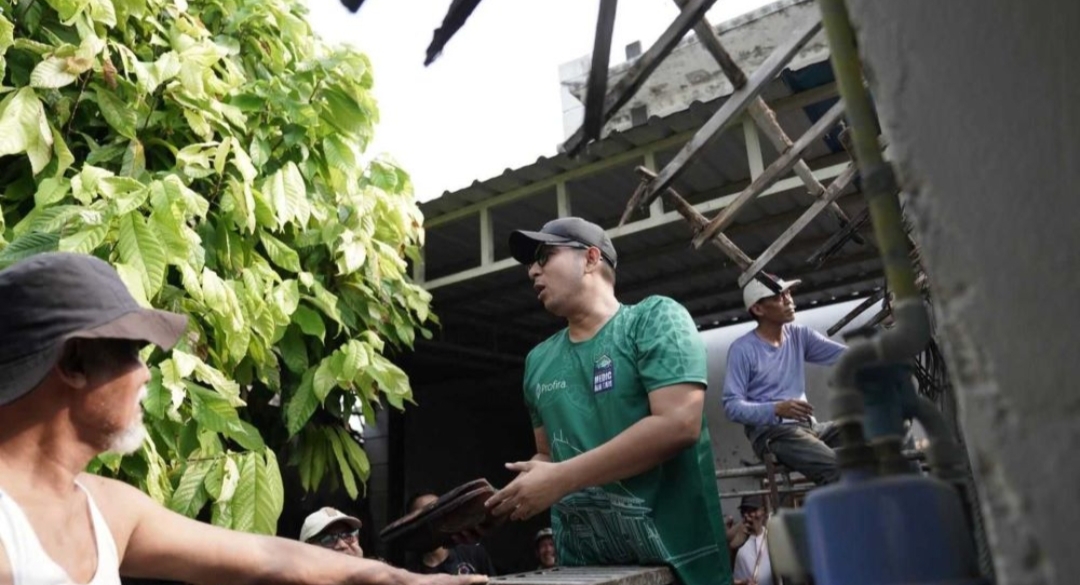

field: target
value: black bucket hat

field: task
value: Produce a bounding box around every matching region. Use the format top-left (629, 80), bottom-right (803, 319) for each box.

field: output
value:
top-left (0, 252), bottom-right (188, 405)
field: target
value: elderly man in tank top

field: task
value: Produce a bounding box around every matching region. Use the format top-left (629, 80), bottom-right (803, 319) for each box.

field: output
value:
top-left (0, 253), bottom-right (486, 585)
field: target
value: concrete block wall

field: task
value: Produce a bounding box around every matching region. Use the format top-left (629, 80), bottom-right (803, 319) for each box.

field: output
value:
top-left (846, 2), bottom-right (1080, 583)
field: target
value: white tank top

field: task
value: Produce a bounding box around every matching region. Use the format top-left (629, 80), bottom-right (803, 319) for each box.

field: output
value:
top-left (0, 482), bottom-right (122, 585)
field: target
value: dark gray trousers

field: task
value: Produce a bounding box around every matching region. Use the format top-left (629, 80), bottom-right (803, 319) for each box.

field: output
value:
top-left (747, 421), bottom-right (842, 485)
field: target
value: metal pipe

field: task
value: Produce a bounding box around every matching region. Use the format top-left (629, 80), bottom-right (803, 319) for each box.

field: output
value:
top-left (818, 0), bottom-right (918, 302)
top-left (912, 395), bottom-right (966, 482)
top-left (829, 299), bottom-right (931, 468)
top-left (819, 0), bottom-right (930, 473)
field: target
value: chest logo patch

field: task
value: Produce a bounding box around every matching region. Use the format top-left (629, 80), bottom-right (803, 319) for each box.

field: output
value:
top-left (593, 354), bottom-right (615, 393)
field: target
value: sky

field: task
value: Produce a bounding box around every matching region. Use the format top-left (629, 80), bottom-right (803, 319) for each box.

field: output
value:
top-left (303, 0), bottom-right (776, 202)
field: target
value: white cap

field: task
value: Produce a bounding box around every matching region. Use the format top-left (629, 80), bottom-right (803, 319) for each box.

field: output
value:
top-left (300, 507), bottom-right (362, 542)
top-left (743, 276), bottom-right (802, 310)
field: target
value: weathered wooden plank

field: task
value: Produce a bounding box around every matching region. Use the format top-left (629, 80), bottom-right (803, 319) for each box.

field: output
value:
top-left (563, 0), bottom-right (719, 155)
top-left (582, 0), bottom-right (619, 145)
top-left (632, 16), bottom-right (822, 212)
top-left (827, 288), bottom-right (885, 336)
top-left (691, 99), bottom-right (846, 248)
top-left (736, 163), bottom-right (858, 287)
top-left (673, 0), bottom-right (837, 210)
top-left (632, 167), bottom-right (753, 270)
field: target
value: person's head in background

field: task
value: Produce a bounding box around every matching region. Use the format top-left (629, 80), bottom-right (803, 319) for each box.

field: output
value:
top-left (534, 528), bottom-right (557, 569)
top-left (300, 507), bottom-right (364, 558)
top-left (738, 495), bottom-right (768, 536)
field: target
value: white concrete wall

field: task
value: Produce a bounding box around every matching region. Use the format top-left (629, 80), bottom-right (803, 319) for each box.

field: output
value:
top-left (559, 0), bottom-right (829, 140)
top-left (846, 2), bottom-right (1080, 583)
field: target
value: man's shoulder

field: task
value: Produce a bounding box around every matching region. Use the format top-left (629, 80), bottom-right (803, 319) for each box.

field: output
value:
top-left (625, 295), bottom-right (684, 315)
top-left (729, 329), bottom-right (760, 352)
top-left (527, 329), bottom-right (568, 360)
top-left (77, 473), bottom-right (152, 530)
top-left (621, 296), bottom-right (695, 332)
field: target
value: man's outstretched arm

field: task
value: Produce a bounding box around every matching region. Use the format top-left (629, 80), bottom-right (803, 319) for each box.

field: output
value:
top-left (84, 475), bottom-right (485, 585)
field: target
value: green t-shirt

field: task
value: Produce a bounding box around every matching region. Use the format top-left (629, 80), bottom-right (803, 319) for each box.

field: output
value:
top-left (523, 296), bottom-right (732, 585)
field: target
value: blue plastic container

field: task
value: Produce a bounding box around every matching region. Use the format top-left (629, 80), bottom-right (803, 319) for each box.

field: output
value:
top-left (804, 473), bottom-right (986, 585)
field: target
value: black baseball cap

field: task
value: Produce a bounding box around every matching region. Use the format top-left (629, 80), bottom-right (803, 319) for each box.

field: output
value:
top-left (0, 252), bottom-right (188, 405)
top-left (739, 494), bottom-right (766, 511)
top-left (509, 217), bottom-right (617, 268)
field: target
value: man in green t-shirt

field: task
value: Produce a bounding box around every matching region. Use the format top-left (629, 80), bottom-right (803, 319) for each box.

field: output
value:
top-left (484, 217), bottom-right (732, 585)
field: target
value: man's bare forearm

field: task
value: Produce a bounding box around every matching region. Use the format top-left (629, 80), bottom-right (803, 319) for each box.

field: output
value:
top-left (557, 413), bottom-right (698, 493)
top-left (254, 537), bottom-right (410, 585)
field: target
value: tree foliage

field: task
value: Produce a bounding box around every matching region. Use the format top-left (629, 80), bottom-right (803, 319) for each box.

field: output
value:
top-left (0, 0), bottom-right (434, 532)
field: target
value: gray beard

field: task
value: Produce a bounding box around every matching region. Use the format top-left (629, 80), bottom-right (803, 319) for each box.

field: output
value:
top-left (105, 421), bottom-right (147, 455)
top-left (105, 385), bottom-right (149, 455)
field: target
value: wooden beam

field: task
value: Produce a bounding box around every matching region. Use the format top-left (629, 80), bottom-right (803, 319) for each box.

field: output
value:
top-left (581, 0), bottom-right (619, 145)
top-left (692, 99), bottom-right (846, 248)
top-left (737, 163), bottom-right (859, 287)
top-left (633, 166), bottom-right (752, 269)
top-left (631, 16), bottom-right (823, 212)
top-left (562, 0), bottom-right (720, 155)
top-left (827, 288), bottom-right (885, 336)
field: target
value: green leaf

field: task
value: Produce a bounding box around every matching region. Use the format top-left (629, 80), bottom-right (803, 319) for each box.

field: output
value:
top-left (121, 139), bottom-right (146, 177)
top-left (0, 232), bottom-right (60, 268)
top-left (231, 453), bottom-right (257, 532)
top-left (141, 442), bottom-right (172, 505)
top-left (117, 212), bottom-right (166, 298)
top-left (71, 165), bottom-right (114, 205)
top-left (87, 0), bottom-right (118, 26)
top-left (325, 427), bottom-right (358, 499)
top-left (339, 340), bottom-right (369, 382)
top-left (0, 15), bottom-right (14, 57)
top-left (50, 127), bottom-right (74, 179)
top-left (203, 458), bottom-right (225, 500)
top-left (59, 224), bottom-right (108, 253)
top-left (144, 368), bottom-right (168, 419)
top-left (292, 305), bottom-right (325, 341)
top-left (269, 280), bottom-right (300, 324)
top-left (262, 162), bottom-right (309, 229)
top-left (312, 358), bottom-right (337, 402)
top-left (225, 419), bottom-right (266, 452)
top-left (0, 88), bottom-right (53, 175)
top-left (29, 56), bottom-right (80, 89)
top-left (113, 261), bottom-right (150, 307)
top-left (168, 459), bottom-right (212, 517)
top-left (279, 325), bottom-right (308, 374)
top-left (302, 280), bottom-right (342, 327)
top-left (96, 86), bottom-right (138, 139)
top-left (34, 177), bottom-right (71, 207)
top-left (256, 450), bottom-right (284, 533)
top-left (338, 427), bottom-right (371, 480)
top-left (188, 383), bottom-right (243, 434)
top-left (219, 455), bottom-right (241, 503)
top-left (323, 135), bottom-right (356, 170)
top-left (285, 368), bottom-right (318, 437)
top-left (258, 230), bottom-right (301, 273)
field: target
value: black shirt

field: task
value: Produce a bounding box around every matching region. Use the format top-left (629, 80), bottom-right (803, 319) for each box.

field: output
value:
top-left (408, 544), bottom-right (497, 576)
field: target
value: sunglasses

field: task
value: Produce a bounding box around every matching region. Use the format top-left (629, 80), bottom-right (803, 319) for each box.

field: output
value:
top-left (532, 243), bottom-right (592, 267)
top-left (313, 529), bottom-right (359, 547)
top-left (533, 243), bottom-right (616, 269)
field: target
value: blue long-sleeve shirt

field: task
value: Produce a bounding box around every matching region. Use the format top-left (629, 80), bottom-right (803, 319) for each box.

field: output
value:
top-left (722, 323), bottom-right (846, 427)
